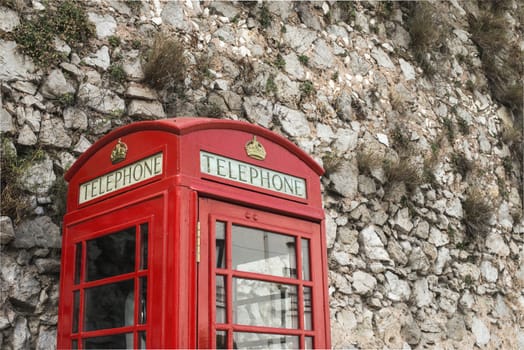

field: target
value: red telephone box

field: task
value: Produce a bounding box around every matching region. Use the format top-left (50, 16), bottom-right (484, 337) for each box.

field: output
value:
top-left (57, 117), bottom-right (331, 349)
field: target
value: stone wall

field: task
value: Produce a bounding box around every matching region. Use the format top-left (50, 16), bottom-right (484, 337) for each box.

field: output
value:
top-left (0, 1), bottom-right (523, 348)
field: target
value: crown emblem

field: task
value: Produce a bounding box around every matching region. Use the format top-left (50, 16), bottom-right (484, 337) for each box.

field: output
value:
top-left (245, 136), bottom-right (266, 160)
top-left (111, 138), bottom-right (128, 164)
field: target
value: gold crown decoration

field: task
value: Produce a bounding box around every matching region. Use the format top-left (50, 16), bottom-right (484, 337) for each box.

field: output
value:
top-left (245, 136), bottom-right (266, 161)
top-left (111, 138), bottom-right (128, 164)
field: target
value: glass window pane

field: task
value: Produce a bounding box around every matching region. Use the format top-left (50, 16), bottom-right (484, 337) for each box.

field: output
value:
top-left (74, 242), bottom-right (82, 284)
top-left (216, 330), bottom-right (227, 349)
top-left (138, 331), bottom-right (146, 349)
top-left (84, 279), bottom-right (134, 331)
top-left (216, 275), bottom-right (226, 323)
top-left (232, 225), bottom-right (296, 278)
top-left (72, 291), bottom-right (80, 333)
top-left (71, 339), bottom-right (78, 349)
top-left (86, 227), bottom-right (136, 281)
top-left (216, 221), bottom-right (226, 268)
top-left (305, 336), bottom-right (313, 349)
top-left (233, 332), bottom-right (299, 349)
top-left (304, 286), bottom-right (312, 330)
top-left (301, 238), bottom-right (310, 281)
top-left (233, 278), bottom-right (298, 328)
top-left (139, 277), bottom-right (147, 324)
top-left (140, 224), bottom-right (148, 270)
top-left (83, 333), bottom-right (132, 349)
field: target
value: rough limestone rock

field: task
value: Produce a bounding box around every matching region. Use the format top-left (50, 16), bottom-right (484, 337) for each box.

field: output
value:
top-left (352, 270), bottom-right (377, 295)
top-left (274, 105), bottom-right (310, 137)
top-left (36, 327), bottom-right (57, 350)
top-left (413, 278), bottom-right (433, 307)
top-left (0, 6), bottom-right (20, 32)
top-left (128, 100), bottom-right (166, 119)
top-left (243, 96), bottom-right (273, 128)
top-left (330, 160), bottom-right (358, 198)
top-left (0, 216), bottom-right (15, 245)
top-left (14, 216), bottom-right (61, 249)
top-left (471, 317), bottom-right (490, 346)
top-left (283, 26), bottom-right (317, 53)
top-left (88, 12), bottom-right (117, 38)
top-left (77, 83), bottom-right (125, 114)
top-left (83, 46), bottom-right (111, 70)
top-left (311, 39), bottom-right (335, 69)
top-left (63, 107), bottom-right (88, 130)
top-left (0, 41), bottom-right (38, 81)
top-left (0, 107), bottom-right (15, 133)
top-left (385, 271), bottom-right (411, 301)
top-left (40, 69), bottom-right (75, 99)
top-left (360, 225), bottom-right (390, 261)
top-left (17, 124), bottom-right (38, 145)
top-left (39, 118), bottom-right (72, 148)
top-left (20, 156), bottom-right (56, 195)
top-left (162, 1), bottom-right (192, 32)
top-left (13, 317), bottom-right (30, 349)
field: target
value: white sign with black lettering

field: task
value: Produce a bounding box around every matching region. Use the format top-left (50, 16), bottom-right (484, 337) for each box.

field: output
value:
top-left (79, 153), bottom-right (163, 204)
top-left (200, 151), bottom-right (307, 199)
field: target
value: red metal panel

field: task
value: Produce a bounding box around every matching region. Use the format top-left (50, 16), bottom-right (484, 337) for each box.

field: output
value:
top-left (60, 118), bottom-right (330, 349)
top-left (197, 198), bottom-right (331, 349)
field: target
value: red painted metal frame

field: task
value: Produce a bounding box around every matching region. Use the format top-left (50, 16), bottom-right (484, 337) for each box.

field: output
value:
top-left (58, 117), bottom-right (331, 349)
top-left (198, 198), bottom-right (330, 349)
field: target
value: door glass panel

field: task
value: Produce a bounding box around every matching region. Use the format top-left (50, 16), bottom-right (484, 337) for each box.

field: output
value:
top-left (71, 339), bottom-right (78, 349)
top-left (232, 225), bottom-right (296, 278)
top-left (86, 227), bottom-right (136, 281)
top-left (301, 238), bottom-right (310, 281)
top-left (72, 290), bottom-right (80, 333)
top-left (303, 286), bottom-right (312, 330)
top-left (233, 332), bottom-right (299, 349)
top-left (140, 224), bottom-right (148, 270)
top-left (216, 330), bottom-right (227, 349)
top-left (139, 277), bottom-right (147, 324)
top-left (216, 221), bottom-right (226, 268)
top-left (233, 278), bottom-right (298, 328)
top-left (83, 333), bottom-right (132, 349)
top-left (84, 279), bottom-right (134, 331)
top-left (138, 331), bottom-right (146, 349)
top-left (305, 336), bottom-right (313, 349)
top-left (216, 275), bottom-right (226, 323)
top-left (74, 242), bottom-right (82, 284)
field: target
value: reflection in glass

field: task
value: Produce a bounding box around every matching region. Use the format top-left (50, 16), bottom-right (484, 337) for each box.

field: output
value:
top-left (304, 286), bottom-right (312, 330)
top-left (301, 238), bottom-right (310, 281)
top-left (84, 279), bottom-right (134, 331)
top-left (139, 277), bottom-right (147, 324)
top-left (216, 221), bottom-right (226, 268)
top-left (72, 291), bottom-right (80, 333)
top-left (86, 227), bottom-right (136, 281)
top-left (233, 278), bottom-right (298, 328)
top-left (216, 275), bottom-right (226, 323)
top-left (216, 330), bottom-right (227, 349)
top-left (83, 333), bottom-right (131, 349)
top-left (74, 242), bottom-right (82, 284)
top-left (140, 224), bottom-right (148, 270)
top-left (232, 225), bottom-right (296, 278)
top-left (233, 332), bottom-right (299, 349)
top-left (138, 331), bottom-right (146, 349)
top-left (305, 336), bottom-right (313, 349)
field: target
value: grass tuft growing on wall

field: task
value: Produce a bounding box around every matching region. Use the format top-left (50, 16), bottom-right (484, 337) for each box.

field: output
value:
top-left (462, 188), bottom-right (494, 239)
top-left (143, 33), bottom-right (187, 92)
top-left (13, 0), bottom-right (93, 66)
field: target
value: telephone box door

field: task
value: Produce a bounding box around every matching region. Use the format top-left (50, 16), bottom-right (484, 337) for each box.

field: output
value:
top-left (58, 197), bottom-right (164, 349)
top-left (197, 198), bottom-right (329, 349)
